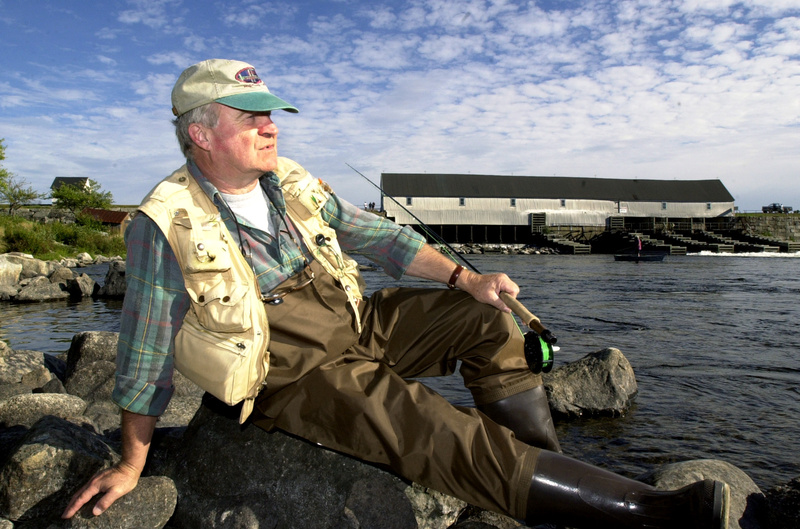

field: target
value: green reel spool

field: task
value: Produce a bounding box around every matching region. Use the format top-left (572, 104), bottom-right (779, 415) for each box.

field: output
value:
top-left (524, 331), bottom-right (555, 374)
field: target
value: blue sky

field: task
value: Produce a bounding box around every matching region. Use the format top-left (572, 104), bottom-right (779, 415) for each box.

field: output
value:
top-left (1, 0), bottom-right (799, 211)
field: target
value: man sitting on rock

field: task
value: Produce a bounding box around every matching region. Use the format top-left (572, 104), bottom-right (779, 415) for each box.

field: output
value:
top-left (63, 59), bottom-right (730, 528)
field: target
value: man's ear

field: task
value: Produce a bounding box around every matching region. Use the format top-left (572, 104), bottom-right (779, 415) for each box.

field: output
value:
top-left (188, 123), bottom-right (211, 152)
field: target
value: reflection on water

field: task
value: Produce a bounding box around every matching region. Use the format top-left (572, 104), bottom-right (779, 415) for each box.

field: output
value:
top-left (2, 254), bottom-right (799, 488)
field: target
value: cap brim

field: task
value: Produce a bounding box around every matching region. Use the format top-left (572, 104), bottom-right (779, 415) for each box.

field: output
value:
top-left (216, 92), bottom-right (299, 113)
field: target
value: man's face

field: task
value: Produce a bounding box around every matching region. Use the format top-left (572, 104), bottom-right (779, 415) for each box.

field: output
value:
top-left (203, 103), bottom-right (279, 181)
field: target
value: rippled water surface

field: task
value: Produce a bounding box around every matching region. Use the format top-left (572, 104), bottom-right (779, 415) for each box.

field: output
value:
top-left (2, 254), bottom-right (798, 489)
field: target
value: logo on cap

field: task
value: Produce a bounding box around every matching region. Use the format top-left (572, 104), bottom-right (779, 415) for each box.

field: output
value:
top-left (235, 67), bottom-right (264, 85)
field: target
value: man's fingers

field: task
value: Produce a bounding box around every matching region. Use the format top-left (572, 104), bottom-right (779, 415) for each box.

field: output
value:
top-left (62, 482), bottom-right (101, 518)
top-left (92, 488), bottom-right (126, 516)
top-left (61, 466), bottom-right (138, 519)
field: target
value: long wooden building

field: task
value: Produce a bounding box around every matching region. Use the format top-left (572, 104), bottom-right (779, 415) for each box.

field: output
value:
top-left (380, 172), bottom-right (735, 244)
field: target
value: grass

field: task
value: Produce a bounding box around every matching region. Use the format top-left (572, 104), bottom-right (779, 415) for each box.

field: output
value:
top-left (0, 215), bottom-right (126, 261)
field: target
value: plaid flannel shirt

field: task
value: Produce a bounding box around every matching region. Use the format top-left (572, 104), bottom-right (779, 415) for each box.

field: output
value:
top-left (112, 165), bottom-right (425, 416)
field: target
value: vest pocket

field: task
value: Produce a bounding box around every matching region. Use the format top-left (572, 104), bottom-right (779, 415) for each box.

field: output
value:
top-left (185, 276), bottom-right (252, 332)
top-left (174, 314), bottom-right (263, 406)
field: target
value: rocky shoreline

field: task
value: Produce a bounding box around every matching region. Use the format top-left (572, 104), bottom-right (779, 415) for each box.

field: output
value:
top-left (0, 254), bottom-right (799, 528)
top-left (0, 252), bottom-right (127, 303)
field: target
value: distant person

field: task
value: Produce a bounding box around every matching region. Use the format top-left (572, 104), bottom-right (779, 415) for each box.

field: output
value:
top-left (64, 59), bottom-right (730, 528)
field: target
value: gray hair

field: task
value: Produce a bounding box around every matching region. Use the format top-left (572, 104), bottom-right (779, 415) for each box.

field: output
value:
top-left (172, 103), bottom-right (220, 162)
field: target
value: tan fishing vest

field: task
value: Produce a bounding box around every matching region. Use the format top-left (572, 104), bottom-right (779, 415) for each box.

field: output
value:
top-left (138, 157), bottom-right (364, 423)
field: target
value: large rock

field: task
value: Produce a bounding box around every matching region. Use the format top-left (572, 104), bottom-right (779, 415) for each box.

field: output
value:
top-left (163, 397), bottom-right (469, 529)
top-left (0, 255), bottom-right (23, 287)
top-left (14, 275), bottom-right (70, 302)
top-left (65, 332), bottom-right (119, 380)
top-left (0, 393), bottom-right (87, 428)
top-left (764, 477), bottom-right (800, 529)
top-left (10, 253), bottom-right (61, 281)
top-left (638, 459), bottom-right (766, 529)
top-left (543, 347), bottom-right (638, 418)
top-left (96, 260), bottom-right (126, 298)
top-left (0, 416), bottom-right (119, 525)
top-left (64, 476), bottom-right (177, 529)
top-left (63, 332), bottom-right (203, 432)
top-left (0, 253), bottom-right (101, 302)
top-left (67, 273), bottom-right (99, 299)
top-left (0, 347), bottom-right (48, 385)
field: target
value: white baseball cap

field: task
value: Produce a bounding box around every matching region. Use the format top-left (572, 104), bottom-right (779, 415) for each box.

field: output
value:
top-left (171, 59), bottom-right (298, 117)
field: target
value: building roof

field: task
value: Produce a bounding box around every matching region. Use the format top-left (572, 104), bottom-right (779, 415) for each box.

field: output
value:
top-left (81, 208), bottom-right (130, 224)
top-left (380, 173), bottom-right (734, 203)
top-left (51, 177), bottom-right (89, 190)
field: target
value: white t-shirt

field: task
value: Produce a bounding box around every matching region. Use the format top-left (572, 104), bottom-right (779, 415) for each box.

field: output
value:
top-left (221, 185), bottom-right (273, 236)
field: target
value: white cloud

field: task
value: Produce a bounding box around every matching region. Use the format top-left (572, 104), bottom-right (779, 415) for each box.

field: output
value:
top-left (146, 52), bottom-right (196, 69)
top-left (118, 0), bottom-right (179, 29)
top-left (417, 35), bottom-right (485, 62)
top-left (2, 0), bottom-right (799, 211)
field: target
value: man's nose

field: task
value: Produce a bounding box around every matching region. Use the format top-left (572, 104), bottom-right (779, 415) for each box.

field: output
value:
top-left (258, 116), bottom-right (278, 135)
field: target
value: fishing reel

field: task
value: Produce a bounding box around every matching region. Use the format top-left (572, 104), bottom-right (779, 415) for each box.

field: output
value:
top-left (524, 329), bottom-right (557, 374)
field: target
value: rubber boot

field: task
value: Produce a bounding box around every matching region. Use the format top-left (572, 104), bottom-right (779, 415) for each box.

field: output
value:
top-left (525, 450), bottom-right (730, 529)
top-left (478, 385), bottom-right (562, 453)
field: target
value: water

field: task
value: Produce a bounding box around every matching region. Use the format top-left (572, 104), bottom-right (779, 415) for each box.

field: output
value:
top-left (2, 254), bottom-right (798, 489)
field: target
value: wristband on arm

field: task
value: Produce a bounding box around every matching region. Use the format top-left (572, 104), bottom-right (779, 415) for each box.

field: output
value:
top-left (447, 264), bottom-right (464, 289)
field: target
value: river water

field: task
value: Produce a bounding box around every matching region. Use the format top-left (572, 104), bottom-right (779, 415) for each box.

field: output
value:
top-left (1, 253), bottom-right (798, 490)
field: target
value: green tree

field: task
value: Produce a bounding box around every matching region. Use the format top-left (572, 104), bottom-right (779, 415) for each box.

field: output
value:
top-left (0, 139), bottom-right (46, 215)
top-left (51, 178), bottom-right (113, 216)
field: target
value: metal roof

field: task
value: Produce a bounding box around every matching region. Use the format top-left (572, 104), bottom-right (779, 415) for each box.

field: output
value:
top-left (81, 208), bottom-right (130, 224)
top-left (380, 173), bottom-right (734, 203)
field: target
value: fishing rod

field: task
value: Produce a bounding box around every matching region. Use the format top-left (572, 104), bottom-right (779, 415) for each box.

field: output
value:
top-left (346, 163), bottom-right (558, 373)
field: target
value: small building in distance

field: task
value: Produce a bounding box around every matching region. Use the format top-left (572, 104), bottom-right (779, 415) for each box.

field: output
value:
top-left (50, 177), bottom-right (91, 206)
top-left (380, 172), bottom-right (736, 249)
top-left (50, 177), bottom-right (90, 193)
top-left (81, 207), bottom-right (132, 234)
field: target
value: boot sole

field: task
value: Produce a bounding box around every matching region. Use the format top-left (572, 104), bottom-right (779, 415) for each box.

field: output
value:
top-left (713, 481), bottom-right (731, 529)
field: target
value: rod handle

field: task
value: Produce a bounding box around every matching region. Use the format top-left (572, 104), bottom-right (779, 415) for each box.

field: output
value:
top-left (499, 292), bottom-right (555, 343)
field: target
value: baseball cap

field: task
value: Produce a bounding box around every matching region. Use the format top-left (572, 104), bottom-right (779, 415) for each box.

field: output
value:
top-left (171, 59), bottom-right (299, 117)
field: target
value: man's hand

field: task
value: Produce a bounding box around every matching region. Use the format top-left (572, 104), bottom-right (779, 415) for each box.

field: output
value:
top-left (61, 461), bottom-right (141, 518)
top-left (456, 270), bottom-right (520, 312)
top-left (62, 411), bottom-right (157, 519)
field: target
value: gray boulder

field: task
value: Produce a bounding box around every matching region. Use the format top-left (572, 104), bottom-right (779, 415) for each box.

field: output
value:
top-left (65, 332), bottom-right (120, 381)
top-left (0, 285), bottom-right (17, 301)
top-left (543, 347), bottom-right (638, 418)
top-left (764, 477), bottom-right (800, 529)
top-left (0, 347), bottom-right (48, 385)
top-left (0, 255), bottom-right (23, 287)
top-left (15, 275), bottom-right (70, 302)
top-left (0, 393), bottom-right (87, 428)
top-left (15, 254), bottom-right (61, 280)
top-left (76, 252), bottom-right (93, 265)
top-left (63, 476), bottom-right (177, 529)
top-left (0, 384), bottom-right (31, 401)
top-left (96, 260), bottom-right (126, 298)
top-left (65, 359), bottom-right (119, 431)
top-left (0, 415), bottom-right (119, 525)
top-left (63, 332), bottom-right (203, 432)
top-left (50, 266), bottom-right (76, 284)
top-left (163, 397), bottom-right (474, 529)
top-left (67, 273), bottom-right (99, 299)
top-left (0, 253), bottom-right (103, 302)
top-left (638, 459), bottom-right (765, 529)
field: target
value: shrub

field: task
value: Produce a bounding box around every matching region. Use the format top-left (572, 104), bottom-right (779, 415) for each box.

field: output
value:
top-left (3, 223), bottom-right (55, 255)
top-left (0, 213), bottom-right (126, 260)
